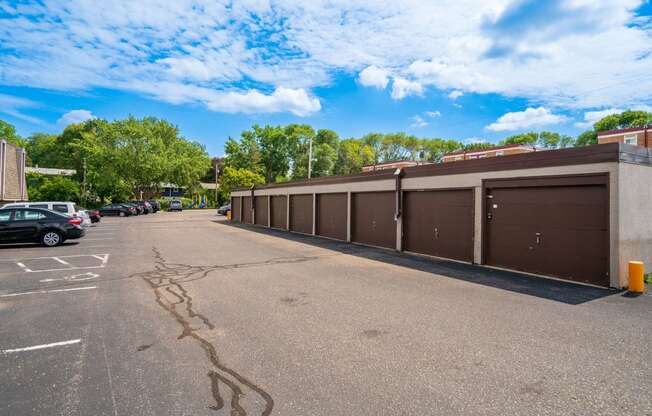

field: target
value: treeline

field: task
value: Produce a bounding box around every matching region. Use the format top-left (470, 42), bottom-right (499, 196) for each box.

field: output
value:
top-left (2, 117), bottom-right (211, 204)
top-left (219, 110), bottom-right (652, 197)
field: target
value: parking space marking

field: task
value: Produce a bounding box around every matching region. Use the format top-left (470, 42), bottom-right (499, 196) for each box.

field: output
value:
top-left (52, 257), bottom-right (71, 265)
top-left (84, 238), bottom-right (113, 241)
top-left (0, 286), bottom-right (97, 298)
top-left (2, 339), bottom-right (81, 354)
top-left (40, 272), bottom-right (100, 283)
top-left (10, 254), bottom-right (110, 273)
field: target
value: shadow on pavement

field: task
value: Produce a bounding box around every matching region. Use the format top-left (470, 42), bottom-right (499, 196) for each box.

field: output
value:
top-left (219, 220), bottom-right (621, 305)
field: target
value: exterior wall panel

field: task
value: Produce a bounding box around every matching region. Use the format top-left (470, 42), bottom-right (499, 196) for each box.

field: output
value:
top-left (316, 193), bottom-right (347, 241)
top-left (231, 197), bottom-right (241, 222)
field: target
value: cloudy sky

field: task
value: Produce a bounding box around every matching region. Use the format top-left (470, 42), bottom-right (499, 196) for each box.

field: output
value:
top-left (1, 0), bottom-right (651, 155)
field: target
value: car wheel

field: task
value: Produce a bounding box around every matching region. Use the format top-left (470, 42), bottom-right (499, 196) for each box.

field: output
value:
top-left (42, 231), bottom-right (62, 247)
top-left (120, 211), bottom-right (125, 217)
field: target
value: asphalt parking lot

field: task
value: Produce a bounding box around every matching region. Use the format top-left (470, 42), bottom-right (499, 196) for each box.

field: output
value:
top-left (1, 210), bottom-right (651, 416)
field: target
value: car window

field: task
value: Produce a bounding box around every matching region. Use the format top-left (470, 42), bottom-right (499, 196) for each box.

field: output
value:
top-left (30, 204), bottom-right (48, 209)
top-left (0, 211), bottom-right (11, 222)
top-left (52, 204), bottom-right (69, 213)
top-left (14, 210), bottom-right (47, 221)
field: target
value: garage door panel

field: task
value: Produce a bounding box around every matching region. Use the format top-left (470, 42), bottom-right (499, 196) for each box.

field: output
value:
top-left (231, 197), bottom-right (241, 222)
top-left (242, 196), bottom-right (253, 224)
top-left (403, 189), bottom-right (474, 262)
top-left (254, 196), bottom-right (269, 226)
top-left (316, 193), bottom-right (347, 241)
top-left (486, 181), bottom-right (608, 286)
top-left (351, 192), bottom-right (396, 249)
top-left (290, 194), bottom-right (313, 234)
top-left (270, 196), bottom-right (287, 229)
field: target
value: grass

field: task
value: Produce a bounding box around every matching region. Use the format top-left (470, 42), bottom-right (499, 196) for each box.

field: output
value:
top-left (645, 273), bottom-right (652, 285)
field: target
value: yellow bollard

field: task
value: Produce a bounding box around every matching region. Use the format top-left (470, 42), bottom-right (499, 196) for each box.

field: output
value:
top-left (226, 210), bottom-right (232, 220)
top-left (628, 261), bottom-right (645, 293)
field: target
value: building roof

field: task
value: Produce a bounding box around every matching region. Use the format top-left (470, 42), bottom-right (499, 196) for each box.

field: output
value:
top-left (25, 167), bottom-right (76, 176)
top-left (443, 143), bottom-right (537, 157)
top-left (232, 143), bottom-right (649, 191)
top-left (363, 159), bottom-right (425, 167)
top-left (596, 125), bottom-right (651, 136)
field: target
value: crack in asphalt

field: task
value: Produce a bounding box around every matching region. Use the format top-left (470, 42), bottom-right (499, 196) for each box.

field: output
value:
top-left (131, 247), bottom-right (278, 415)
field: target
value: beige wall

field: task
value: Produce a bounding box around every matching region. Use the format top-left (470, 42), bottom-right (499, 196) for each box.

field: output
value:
top-left (617, 162), bottom-right (652, 287)
top-left (0, 141), bottom-right (27, 203)
top-left (233, 162), bottom-right (628, 287)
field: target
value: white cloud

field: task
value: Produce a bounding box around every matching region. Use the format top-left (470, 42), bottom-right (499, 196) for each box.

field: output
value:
top-left (0, 93), bottom-right (43, 125)
top-left (0, 1), bottom-right (650, 113)
top-left (574, 108), bottom-right (622, 129)
top-left (391, 77), bottom-right (423, 100)
top-left (486, 107), bottom-right (569, 132)
top-left (358, 66), bottom-right (390, 89)
top-left (448, 90), bottom-right (463, 100)
top-left (426, 110), bottom-right (441, 118)
top-left (57, 109), bottom-right (96, 127)
top-left (463, 137), bottom-right (487, 145)
top-left (410, 115), bottom-right (428, 128)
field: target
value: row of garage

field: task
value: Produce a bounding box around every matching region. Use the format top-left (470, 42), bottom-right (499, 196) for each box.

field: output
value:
top-left (231, 176), bottom-right (609, 287)
top-left (231, 143), bottom-right (652, 288)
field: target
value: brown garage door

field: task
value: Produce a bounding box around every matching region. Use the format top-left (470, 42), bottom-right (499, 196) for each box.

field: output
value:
top-left (316, 193), bottom-right (347, 241)
top-left (242, 196), bottom-right (253, 224)
top-left (270, 195), bottom-right (287, 229)
top-left (231, 196), bottom-right (241, 222)
top-left (485, 175), bottom-right (609, 286)
top-left (290, 194), bottom-right (313, 234)
top-left (403, 189), bottom-right (474, 262)
top-left (351, 192), bottom-right (396, 249)
top-left (254, 196), bottom-right (269, 226)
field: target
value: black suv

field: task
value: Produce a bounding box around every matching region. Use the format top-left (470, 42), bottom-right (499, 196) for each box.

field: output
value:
top-left (0, 207), bottom-right (85, 246)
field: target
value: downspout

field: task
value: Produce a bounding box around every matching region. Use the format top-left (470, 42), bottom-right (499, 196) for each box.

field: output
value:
top-left (250, 184), bottom-right (256, 223)
top-left (394, 168), bottom-right (403, 220)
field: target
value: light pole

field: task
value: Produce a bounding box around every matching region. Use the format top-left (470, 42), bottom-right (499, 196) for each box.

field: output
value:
top-left (214, 160), bottom-right (219, 207)
top-left (308, 136), bottom-right (313, 179)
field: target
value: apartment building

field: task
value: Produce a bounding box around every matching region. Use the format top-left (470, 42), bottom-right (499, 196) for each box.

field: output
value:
top-left (597, 125), bottom-right (651, 147)
top-left (442, 144), bottom-right (537, 163)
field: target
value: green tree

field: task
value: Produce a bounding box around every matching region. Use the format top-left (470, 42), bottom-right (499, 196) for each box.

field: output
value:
top-left (0, 119), bottom-right (26, 147)
top-left (219, 166), bottom-right (265, 201)
top-left (575, 130), bottom-right (598, 147)
top-left (334, 138), bottom-right (375, 175)
top-left (27, 173), bottom-right (80, 202)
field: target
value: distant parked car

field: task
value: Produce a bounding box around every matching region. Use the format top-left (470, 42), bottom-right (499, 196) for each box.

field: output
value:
top-left (217, 204), bottom-right (231, 215)
top-left (168, 200), bottom-right (182, 212)
top-left (86, 209), bottom-right (101, 223)
top-left (122, 202), bottom-right (143, 215)
top-left (76, 210), bottom-right (92, 227)
top-left (0, 207), bottom-right (85, 246)
top-left (99, 203), bottom-right (135, 217)
top-left (147, 199), bottom-right (161, 213)
top-left (2, 201), bottom-right (80, 217)
top-left (130, 200), bottom-right (153, 214)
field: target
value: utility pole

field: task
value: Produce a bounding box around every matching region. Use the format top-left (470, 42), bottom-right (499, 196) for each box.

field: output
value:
top-left (214, 159), bottom-right (219, 207)
top-left (82, 158), bottom-right (87, 207)
top-left (308, 136), bottom-right (313, 179)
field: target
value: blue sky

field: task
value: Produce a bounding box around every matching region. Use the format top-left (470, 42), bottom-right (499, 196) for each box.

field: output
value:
top-left (1, 1), bottom-right (651, 157)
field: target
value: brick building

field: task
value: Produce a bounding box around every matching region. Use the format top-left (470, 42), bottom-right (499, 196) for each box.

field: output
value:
top-left (0, 140), bottom-right (28, 204)
top-left (597, 125), bottom-right (651, 147)
top-left (442, 144), bottom-right (538, 163)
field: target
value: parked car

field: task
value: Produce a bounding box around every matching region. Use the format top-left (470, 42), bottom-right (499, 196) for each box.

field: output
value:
top-left (168, 200), bottom-right (183, 212)
top-left (147, 199), bottom-right (161, 212)
top-left (217, 204), bottom-right (231, 215)
top-left (130, 200), bottom-right (153, 214)
top-left (0, 207), bottom-right (85, 246)
top-left (122, 202), bottom-right (143, 215)
top-left (87, 209), bottom-right (101, 223)
top-left (76, 210), bottom-right (92, 227)
top-left (99, 203), bottom-right (135, 217)
top-left (2, 201), bottom-right (80, 217)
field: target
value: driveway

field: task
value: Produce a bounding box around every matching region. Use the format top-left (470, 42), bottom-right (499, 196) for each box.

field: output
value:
top-left (1, 210), bottom-right (650, 415)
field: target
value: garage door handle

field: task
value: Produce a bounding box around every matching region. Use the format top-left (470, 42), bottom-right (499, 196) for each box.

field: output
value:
top-left (535, 233), bottom-right (541, 245)
top-left (434, 227), bottom-right (439, 239)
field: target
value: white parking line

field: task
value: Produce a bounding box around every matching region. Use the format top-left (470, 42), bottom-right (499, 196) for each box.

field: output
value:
top-left (2, 339), bottom-right (81, 354)
top-left (52, 257), bottom-right (71, 265)
top-left (84, 238), bottom-right (113, 242)
top-left (15, 262), bottom-right (32, 272)
top-left (0, 286), bottom-right (97, 298)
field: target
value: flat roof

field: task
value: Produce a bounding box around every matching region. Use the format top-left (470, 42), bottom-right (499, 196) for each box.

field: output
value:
top-left (597, 125), bottom-right (651, 136)
top-left (233, 143), bottom-right (650, 191)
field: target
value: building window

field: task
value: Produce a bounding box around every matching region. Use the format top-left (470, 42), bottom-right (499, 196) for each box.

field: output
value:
top-left (478, 154), bottom-right (488, 158)
top-left (496, 151), bottom-right (505, 156)
top-left (623, 135), bottom-right (638, 145)
top-left (468, 155), bottom-right (478, 159)
top-left (454, 156), bottom-right (463, 161)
